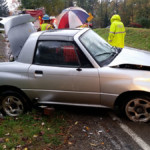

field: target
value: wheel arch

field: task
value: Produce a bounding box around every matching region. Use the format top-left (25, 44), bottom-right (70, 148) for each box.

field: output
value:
top-left (0, 85), bottom-right (32, 109)
top-left (114, 90), bottom-right (150, 110)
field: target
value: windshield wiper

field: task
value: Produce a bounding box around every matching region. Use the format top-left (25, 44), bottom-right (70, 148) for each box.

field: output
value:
top-left (95, 51), bottom-right (116, 57)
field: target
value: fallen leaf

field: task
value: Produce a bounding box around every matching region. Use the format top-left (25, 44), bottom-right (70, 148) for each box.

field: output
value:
top-left (83, 126), bottom-right (90, 131)
top-left (57, 133), bottom-right (64, 136)
top-left (85, 126), bottom-right (90, 131)
top-left (33, 135), bottom-right (38, 138)
top-left (64, 139), bottom-right (68, 144)
top-left (14, 117), bottom-right (19, 120)
top-left (3, 145), bottom-right (6, 149)
top-left (5, 133), bottom-right (10, 136)
top-left (68, 141), bottom-right (73, 145)
top-left (27, 140), bottom-right (32, 144)
top-left (84, 133), bottom-right (88, 137)
top-left (97, 130), bottom-right (103, 135)
top-left (101, 142), bottom-right (104, 145)
top-left (41, 122), bottom-right (45, 126)
top-left (75, 121), bottom-right (78, 125)
top-left (89, 132), bottom-right (93, 135)
top-left (5, 138), bottom-right (9, 142)
top-left (82, 129), bottom-right (86, 132)
top-left (90, 143), bottom-right (97, 147)
top-left (16, 145), bottom-right (22, 148)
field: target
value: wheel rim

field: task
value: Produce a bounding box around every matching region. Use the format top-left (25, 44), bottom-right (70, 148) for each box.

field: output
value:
top-left (125, 98), bottom-right (150, 122)
top-left (2, 96), bottom-right (24, 117)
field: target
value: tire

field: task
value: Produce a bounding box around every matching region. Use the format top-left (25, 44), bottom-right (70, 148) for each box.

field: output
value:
top-left (0, 90), bottom-right (27, 117)
top-left (124, 95), bottom-right (150, 122)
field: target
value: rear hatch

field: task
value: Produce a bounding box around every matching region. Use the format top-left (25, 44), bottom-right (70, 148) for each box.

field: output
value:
top-left (0, 14), bottom-right (36, 59)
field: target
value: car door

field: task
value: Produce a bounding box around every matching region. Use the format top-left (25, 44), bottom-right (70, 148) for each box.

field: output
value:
top-left (71, 44), bottom-right (100, 104)
top-left (28, 40), bottom-right (100, 105)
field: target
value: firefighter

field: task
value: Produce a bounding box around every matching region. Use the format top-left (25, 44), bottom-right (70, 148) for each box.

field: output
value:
top-left (46, 16), bottom-right (57, 30)
top-left (41, 14), bottom-right (51, 31)
top-left (108, 14), bottom-right (126, 49)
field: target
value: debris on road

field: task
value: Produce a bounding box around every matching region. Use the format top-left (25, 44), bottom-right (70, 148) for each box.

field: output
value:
top-left (43, 107), bottom-right (55, 116)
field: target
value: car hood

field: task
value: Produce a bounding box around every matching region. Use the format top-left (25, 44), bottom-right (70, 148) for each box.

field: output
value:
top-left (0, 14), bottom-right (36, 59)
top-left (108, 47), bottom-right (150, 70)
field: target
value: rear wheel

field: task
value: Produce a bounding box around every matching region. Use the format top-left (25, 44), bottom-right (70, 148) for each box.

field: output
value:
top-left (0, 91), bottom-right (27, 117)
top-left (125, 96), bottom-right (150, 122)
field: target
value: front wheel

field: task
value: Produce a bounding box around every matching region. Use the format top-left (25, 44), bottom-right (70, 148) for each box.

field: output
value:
top-left (0, 91), bottom-right (27, 117)
top-left (125, 96), bottom-right (150, 122)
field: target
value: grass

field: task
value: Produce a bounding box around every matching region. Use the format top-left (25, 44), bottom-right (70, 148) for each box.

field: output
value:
top-left (94, 27), bottom-right (150, 51)
top-left (0, 109), bottom-right (68, 150)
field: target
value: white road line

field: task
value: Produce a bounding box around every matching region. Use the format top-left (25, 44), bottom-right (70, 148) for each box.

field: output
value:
top-left (109, 113), bottom-right (150, 150)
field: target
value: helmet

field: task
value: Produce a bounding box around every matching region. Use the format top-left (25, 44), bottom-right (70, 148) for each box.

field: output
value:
top-left (49, 16), bottom-right (56, 20)
top-left (42, 14), bottom-right (50, 20)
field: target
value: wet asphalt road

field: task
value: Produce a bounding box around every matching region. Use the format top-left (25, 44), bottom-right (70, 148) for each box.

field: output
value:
top-left (58, 106), bottom-right (150, 150)
top-left (0, 33), bottom-right (150, 150)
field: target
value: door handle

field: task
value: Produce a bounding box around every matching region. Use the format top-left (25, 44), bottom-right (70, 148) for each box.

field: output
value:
top-left (76, 68), bottom-right (82, 71)
top-left (34, 70), bottom-right (43, 77)
top-left (35, 70), bottom-right (43, 74)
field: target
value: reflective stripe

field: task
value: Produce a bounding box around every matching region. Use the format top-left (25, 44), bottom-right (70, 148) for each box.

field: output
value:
top-left (46, 24), bottom-right (54, 30)
top-left (114, 31), bottom-right (125, 34)
top-left (109, 32), bottom-right (115, 34)
top-left (109, 31), bottom-right (125, 34)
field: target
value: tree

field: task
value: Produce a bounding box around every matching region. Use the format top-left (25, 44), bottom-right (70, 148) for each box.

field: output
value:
top-left (63, 0), bottom-right (73, 8)
top-left (19, 0), bottom-right (42, 9)
top-left (0, 0), bottom-right (9, 17)
top-left (20, 0), bottom-right (65, 16)
top-left (43, 0), bottom-right (65, 16)
top-left (19, 0), bottom-right (150, 28)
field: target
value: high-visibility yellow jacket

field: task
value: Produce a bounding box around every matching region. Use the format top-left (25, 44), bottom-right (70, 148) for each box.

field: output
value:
top-left (46, 24), bottom-right (54, 30)
top-left (41, 23), bottom-right (53, 31)
top-left (41, 23), bottom-right (49, 31)
top-left (108, 15), bottom-right (126, 48)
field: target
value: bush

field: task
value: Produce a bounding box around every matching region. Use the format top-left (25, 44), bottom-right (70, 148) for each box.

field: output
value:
top-left (128, 23), bottom-right (142, 28)
top-left (137, 17), bottom-right (150, 28)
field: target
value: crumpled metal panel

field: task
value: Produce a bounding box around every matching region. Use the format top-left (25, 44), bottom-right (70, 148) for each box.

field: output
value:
top-left (109, 47), bottom-right (150, 67)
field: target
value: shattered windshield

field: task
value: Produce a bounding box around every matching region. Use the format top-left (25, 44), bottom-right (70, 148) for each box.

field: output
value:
top-left (80, 30), bottom-right (118, 66)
